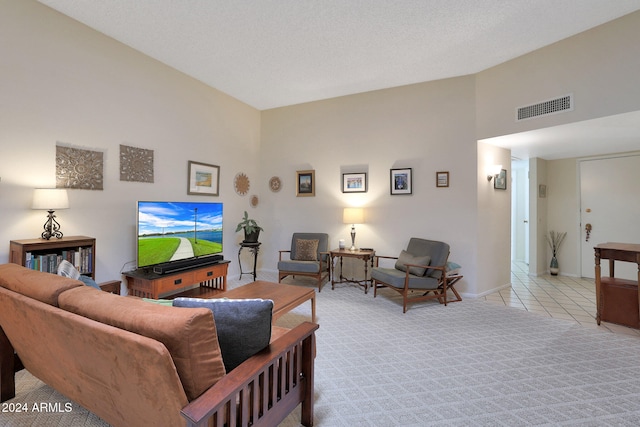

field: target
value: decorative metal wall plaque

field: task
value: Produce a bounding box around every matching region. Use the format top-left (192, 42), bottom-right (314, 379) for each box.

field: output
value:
top-left (120, 144), bottom-right (154, 183)
top-left (56, 144), bottom-right (104, 190)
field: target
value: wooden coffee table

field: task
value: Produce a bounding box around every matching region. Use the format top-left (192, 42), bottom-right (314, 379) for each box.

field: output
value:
top-left (218, 280), bottom-right (316, 323)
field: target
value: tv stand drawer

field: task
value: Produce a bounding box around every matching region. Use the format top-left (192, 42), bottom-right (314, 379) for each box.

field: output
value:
top-left (155, 271), bottom-right (196, 295)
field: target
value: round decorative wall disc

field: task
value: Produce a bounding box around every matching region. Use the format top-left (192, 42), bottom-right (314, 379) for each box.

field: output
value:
top-left (250, 195), bottom-right (259, 207)
top-left (234, 172), bottom-right (250, 196)
top-left (269, 176), bottom-right (282, 192)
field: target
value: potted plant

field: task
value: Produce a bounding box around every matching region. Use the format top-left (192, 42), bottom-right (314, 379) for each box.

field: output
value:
top-left (235, 211), bottom-right (263, 243)
top-left (546, 230), bottom-right (567, 276)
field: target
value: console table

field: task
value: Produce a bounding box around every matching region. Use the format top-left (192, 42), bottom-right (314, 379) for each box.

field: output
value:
top-left (330, 248), bottom-right (375, 293)
top-left (594, 243), bottom-right (640, 328)
top-left (123, 261), bottom-right (229, 299)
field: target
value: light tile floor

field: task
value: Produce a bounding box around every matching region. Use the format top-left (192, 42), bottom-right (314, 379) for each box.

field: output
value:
top-left (481, 260), bottom-right (640, 338)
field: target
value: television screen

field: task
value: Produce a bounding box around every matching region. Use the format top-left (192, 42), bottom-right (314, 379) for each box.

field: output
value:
top-left (137, 201), bottom-right (223, 269)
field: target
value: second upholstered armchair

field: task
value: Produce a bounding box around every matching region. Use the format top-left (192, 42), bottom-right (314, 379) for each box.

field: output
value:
top-left (278, 233), bottom-right (330, 292)
top-left (371, 237), bottom-right (462, 312)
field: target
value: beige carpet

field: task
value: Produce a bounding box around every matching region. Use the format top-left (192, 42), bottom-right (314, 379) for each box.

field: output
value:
top-left (4, 274), bottom-right (640, 426)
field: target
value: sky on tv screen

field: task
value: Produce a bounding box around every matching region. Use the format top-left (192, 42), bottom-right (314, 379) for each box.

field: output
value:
top-left (138, 201), bottom-right (223, 237)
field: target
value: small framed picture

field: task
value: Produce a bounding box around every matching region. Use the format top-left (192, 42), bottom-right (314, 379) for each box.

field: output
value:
top-left (342, 173), bottom-right (367, 193)
top-left (296, 170), bottom-right (315, 197)
top-left (187, 161), bottom-right (220, 196)
top-left (538, 184), bottom-right (547, 198)
top-left (436, 171), bottom-right (449, 188)
top-left (390, 168), bottom-right (412, 195)
top-left (494, 169), bottom-right (507, 190)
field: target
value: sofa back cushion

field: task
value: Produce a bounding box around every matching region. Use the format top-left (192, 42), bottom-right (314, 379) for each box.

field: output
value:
top-left (59, 286), bottom-right (226, 401)
top-left (0, 263), bottom-right (82, 306)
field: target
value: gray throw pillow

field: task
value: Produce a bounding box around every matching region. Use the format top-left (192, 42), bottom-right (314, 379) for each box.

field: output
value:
top-left (78, 274), bottom-right (102, 290)
top-left (172, 297), bottom-right (273, 372)
top-left (395, 250), bottom-right (431, 276)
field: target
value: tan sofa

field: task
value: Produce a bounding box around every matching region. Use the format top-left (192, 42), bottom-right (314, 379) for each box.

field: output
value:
top-left (0, 263), bottom-right (318, 427)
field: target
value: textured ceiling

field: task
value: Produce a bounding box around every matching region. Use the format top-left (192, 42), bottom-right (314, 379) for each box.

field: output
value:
top-left (36, 0), bottom-right (640, 160)
top-left (37, 0), bottom-right (640, 110)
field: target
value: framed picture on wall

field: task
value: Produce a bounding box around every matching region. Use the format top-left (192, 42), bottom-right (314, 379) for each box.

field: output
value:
top-left (187, 161), bottom-right (220, 196)
top-left (296, 170), bottom-right (315, 197)
top-left (538, 184), bottom-right (547, 198)
top-left (342, 173), bottom-right (367, 193)
top-left (494, 169), bottom-right (507, 190)
top-left (436, 171), bottom-right (449, 188)
top-left (390, 168), bottom-right (412, 195)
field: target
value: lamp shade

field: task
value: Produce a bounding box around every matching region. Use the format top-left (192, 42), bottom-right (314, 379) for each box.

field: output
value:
top-left (32, 188), bottom-right (69, 210)
top-left (343, 207), bottom-right (364, 224)
top-left (488, 164), bottom-right (502, 176)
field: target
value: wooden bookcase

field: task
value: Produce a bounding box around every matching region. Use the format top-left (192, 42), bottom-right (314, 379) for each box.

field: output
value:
top-left (9, 236), bottom-right (96, 279)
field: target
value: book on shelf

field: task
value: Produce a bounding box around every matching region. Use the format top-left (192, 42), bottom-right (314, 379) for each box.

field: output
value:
top-left (24, 246), bottom-right (93, 275)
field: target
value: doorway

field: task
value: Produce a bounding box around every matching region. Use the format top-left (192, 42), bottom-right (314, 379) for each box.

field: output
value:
top-left (511, 159), bottom-right (529, 265)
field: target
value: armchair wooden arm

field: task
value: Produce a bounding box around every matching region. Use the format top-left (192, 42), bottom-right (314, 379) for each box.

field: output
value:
top-left (181, 321), bottom-right (319, 427)
top-left (374, 254), bottom-right (399, 267)
top-left (278, 250), bottom-right (291, 261)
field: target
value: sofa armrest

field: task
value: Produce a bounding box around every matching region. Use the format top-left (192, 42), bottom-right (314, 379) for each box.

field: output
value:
top-left (98, 280), bottom-right (121, 295)
top-left (278, 250), bottom-right (291, 261)
top-left (181, 321), bottom-right (319, 427)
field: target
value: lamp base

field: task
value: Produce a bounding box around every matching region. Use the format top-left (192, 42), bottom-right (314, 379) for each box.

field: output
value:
top-left (350, 225), bottom-right (357, 251)
top-left (41, 210), bottom-right (63, 240)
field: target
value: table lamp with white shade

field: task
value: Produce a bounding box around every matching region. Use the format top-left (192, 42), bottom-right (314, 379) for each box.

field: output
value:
top-left (32, 188), bottom-right (69, 240)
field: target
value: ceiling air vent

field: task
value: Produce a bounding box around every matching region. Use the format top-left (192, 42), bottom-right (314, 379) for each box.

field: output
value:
top-left (516, 94), bottom-right (573, 121)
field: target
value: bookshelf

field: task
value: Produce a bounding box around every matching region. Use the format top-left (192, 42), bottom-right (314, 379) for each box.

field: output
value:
top-left (9, 236), bottom-right (96, 279)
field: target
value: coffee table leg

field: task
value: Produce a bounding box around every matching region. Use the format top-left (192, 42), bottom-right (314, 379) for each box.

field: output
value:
top-left (311, 295), bottom-right (316, 323)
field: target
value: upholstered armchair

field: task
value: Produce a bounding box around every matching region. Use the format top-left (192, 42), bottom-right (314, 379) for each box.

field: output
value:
top-left (371, 237), bottom-right (461, 312)
top-left (278, 233), bottom-right (330, 292)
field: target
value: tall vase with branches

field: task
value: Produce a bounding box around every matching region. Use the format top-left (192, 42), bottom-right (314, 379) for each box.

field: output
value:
top-left (546, 230), bottom-right (567, 276)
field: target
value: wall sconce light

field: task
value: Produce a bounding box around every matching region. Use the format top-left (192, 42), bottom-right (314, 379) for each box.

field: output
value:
top-left (343, 207), bottom-right (364, 251)
top-left (32, 188), bottom-right (69, 240)
top-left (486, 164), bottom-right (502, 182)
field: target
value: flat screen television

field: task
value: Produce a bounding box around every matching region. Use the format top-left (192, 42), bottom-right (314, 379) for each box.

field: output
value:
top-left (137, 201), bottom-right (223, 270)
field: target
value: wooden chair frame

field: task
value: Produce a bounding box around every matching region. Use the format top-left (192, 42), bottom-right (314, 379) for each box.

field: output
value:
top-left (373, 254), bottom-right (462, 313)
top-left (278, 250), bottom-right (330, 292)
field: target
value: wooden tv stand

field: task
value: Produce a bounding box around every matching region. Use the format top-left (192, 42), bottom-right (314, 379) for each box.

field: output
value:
top-left (123, 261), bottom-right (229, 299)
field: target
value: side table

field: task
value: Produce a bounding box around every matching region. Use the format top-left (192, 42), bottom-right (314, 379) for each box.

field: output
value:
top-left (330, 248), bottom-right (375, 293)
top-left (238, 242), bottom-right (261, 281)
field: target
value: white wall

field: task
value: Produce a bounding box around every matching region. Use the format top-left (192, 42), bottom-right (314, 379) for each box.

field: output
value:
top-left (546, 158), bottom-right (579, 276)
top-left (0, 0), bottom-right (261, 282)
top-left (260, 77), bottom-right (485, 295)
top-left (476, 142), bottom-right (512, 295)
top-left (476, 11), bottom-right (640, 140)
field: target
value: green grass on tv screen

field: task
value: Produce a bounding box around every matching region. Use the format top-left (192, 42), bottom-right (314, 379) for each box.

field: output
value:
top-left (138, 237), bottom-right (222, 267)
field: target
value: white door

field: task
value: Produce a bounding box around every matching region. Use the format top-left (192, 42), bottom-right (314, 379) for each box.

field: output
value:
top-left (511, 160), bottom-right (529, 263)
top-left (579, 154), bottom-right (640, 279)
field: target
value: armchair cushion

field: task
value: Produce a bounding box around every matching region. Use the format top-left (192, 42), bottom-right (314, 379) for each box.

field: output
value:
top-left (371, 267), bottom-right (440, 290)
top-left (406, 238), bottom-right (449, 278)
top-left (293, 239), bottom-right (319, 261)
top-left (395, 250), bottom-right (431, 276)
top-left (277, 260), bottom-right (323, 274)
top-left (173, 297), bottom-right (273, 373)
